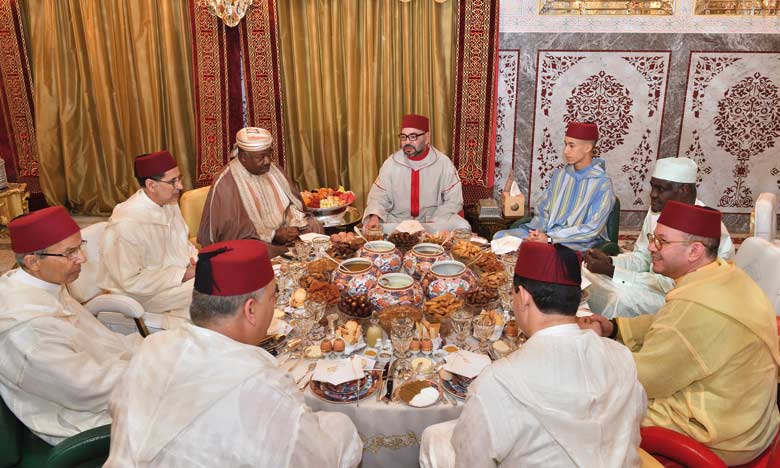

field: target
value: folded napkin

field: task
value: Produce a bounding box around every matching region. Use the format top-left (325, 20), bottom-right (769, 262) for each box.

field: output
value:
top-left (299, 232), bottom-right (330, 243)
top-left (312, 356), bottom-right (371, 385)
top-left (409, 387), bottom-right (439, 407)
top-left (267, 317), bottom-right (292, 336)
top-left (395, 220), bottom-right (426, 234)
top-left (444, 350), bottom-right (491, 379)
top-left (491, 236), bottom-right (522, 255)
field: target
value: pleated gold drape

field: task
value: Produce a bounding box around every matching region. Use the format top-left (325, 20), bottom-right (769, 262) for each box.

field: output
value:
top-left (24, 0), bottom-right (196, 214)
top-left (277, 0), bottom-right (455, 210)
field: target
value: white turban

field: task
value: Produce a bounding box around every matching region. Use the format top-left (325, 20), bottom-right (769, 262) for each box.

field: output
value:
top-left (235, 127), bottom-right (273, 152)
top-left (652, 157), bottom-right (698, 184)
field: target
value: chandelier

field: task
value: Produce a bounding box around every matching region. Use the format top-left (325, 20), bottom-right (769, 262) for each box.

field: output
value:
top-left (204, 0), bottom-right (253, 27)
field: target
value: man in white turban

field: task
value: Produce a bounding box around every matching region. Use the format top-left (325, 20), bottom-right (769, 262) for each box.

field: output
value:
top-left (197, 127), bottom-right (323, 258)
top-left (582, 157), bottom-right (734, 318)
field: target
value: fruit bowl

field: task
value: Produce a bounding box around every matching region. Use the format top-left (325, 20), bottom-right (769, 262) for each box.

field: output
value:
top-left (301, 187), bottom-right (356, 216)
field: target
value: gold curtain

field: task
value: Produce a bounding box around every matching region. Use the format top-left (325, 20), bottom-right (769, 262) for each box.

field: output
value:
top-left (277, 0), bottom-right (455, 210)
top-left (24, 0), bottom-right (196, 214)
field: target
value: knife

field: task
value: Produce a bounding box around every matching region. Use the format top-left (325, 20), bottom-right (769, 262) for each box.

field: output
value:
top-left (376, 360), bottom-right (391, 401)
top-left (383, 360), bottom-right (397, 404)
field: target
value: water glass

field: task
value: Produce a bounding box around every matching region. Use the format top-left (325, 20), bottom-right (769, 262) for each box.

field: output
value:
top-left (453, 228), bottom-right (472, 243)
top-left (390, 317), bottom-right (414, 371)
top-left (450, 309), bottom-right (473, 347)
top-left (311, 238), bottom-right (330, 258)
top-left (292, 241), bottom-right (312, 263)
top-left (290, 306), bottom-right (316, 347)
top-left (473, 315), bottom-right (494, 354)
top-left (364, 225), bottom-right (384, 241)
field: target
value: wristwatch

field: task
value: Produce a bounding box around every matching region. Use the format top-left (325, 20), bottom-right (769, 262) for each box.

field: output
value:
top-left (547, 236), bottom-right (553, 245)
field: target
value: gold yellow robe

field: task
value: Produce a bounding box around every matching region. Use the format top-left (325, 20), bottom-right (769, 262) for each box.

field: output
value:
top-left (617, 259), bottom-right (780, 465)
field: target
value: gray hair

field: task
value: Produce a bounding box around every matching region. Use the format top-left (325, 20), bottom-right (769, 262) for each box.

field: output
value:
top-left (190, 286), bottom-right (266, 327)
top-left (687, 234), bottom-right (719, 259)
top-left (15, 249), bottom-right (46, 268)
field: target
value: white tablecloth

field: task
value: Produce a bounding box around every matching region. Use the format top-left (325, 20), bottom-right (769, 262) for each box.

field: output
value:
top-left (288, 359), bottom-right (463, 468)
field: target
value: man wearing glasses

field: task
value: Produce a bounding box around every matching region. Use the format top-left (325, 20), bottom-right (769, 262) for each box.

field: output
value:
top-left (98, 150), bottom-right (198, 329)
top-left (363, 114), bottom-right (470, 233)
top-left (0, 206), bottom-right (140, 445)
top-left (580, 201), bottom-right (779, 466)
top-left (582, 157), bottom-right (734, 318)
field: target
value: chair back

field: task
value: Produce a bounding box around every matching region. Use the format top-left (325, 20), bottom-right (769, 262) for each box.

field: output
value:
top-left (0, 396), bottom-right (22, 467)
top-left (68, 222), bottom-right (108, 304)
top-left (606, 196), bottom-right (621, 243)
top-left (752, 192), bottom-right (777, 242)
top-left (734, 237), bottom-right (780, 315)
top-left (179, 186), bottom-right (210, 242)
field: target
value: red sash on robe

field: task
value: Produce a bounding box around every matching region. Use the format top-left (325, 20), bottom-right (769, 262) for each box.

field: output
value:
top-left (408, 147), bottom-right (429, 218)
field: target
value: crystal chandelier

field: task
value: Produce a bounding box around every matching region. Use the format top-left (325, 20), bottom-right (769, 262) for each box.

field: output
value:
top-left (205, 0), bottom-right (254, 27)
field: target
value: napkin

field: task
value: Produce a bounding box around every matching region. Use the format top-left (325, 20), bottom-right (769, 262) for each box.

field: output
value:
top-left (299, 232), bottom-right (330, 243)
top-left (395, 220), bottom-right (426, 234)
top-left (491, 236), bottom-right (522, 255)
top-left (312, 356), bottom-right (367, 385)
top-left (267, 317), bottom-right (292, 336)
top-left (444, 350), bottom-right (491, 379)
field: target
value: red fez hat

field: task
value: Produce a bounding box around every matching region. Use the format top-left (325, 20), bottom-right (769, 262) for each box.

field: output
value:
top-left (401, 114), bottom-right (429, 132)
top-left (134, 150), bottom-right (177, 178)
top-left (194, 240), bottom-right (274, 296)
top-left (9, 206), bottom-right (80, 253)
top-left (657, 200), bottom-right (721, 238)
top-left (514, 242), bottom-right (582, 287)
top-left (565, 122), bottom-right (599, 141)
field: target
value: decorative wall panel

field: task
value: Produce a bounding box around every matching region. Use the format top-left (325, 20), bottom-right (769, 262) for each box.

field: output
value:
top-left (529, 50), bottom-right (671, 212)
top-left (494, 50), bottom-right (520, 199)
top-left (678, 52), bottom-right (780, 213)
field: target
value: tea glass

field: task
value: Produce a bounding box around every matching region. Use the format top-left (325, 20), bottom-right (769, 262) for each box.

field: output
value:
top-left (450, 309), bottom-right (473, 347)
top-left (472, 315), bottom-right (494, 354)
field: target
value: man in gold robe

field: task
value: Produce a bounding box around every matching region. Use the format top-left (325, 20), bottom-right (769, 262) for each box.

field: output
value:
top-left (197, 127), bottom-right (323, 257)
top-left (580, 200), bottom-right (780, 465)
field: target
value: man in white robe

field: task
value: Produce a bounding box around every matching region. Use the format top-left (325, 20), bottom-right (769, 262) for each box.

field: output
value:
top-left (420, 242), bottom-right (647, 468)
top-left (0, 206), bottom-right (140, 445)
top-left (198, 127), bottom-right (323, 258)
top-left (363, 114), bottom-right (470, 234)
top-left (98, 150), bottom-right (197, 328)
top-left (105, 239), bottom-right (362, 468)
top-left (583, 157), bottom-right (734, 318)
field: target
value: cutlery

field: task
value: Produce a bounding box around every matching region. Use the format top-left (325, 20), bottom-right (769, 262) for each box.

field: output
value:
top-left (377, 360), bottom-right (391, 401)
top-left (295, 363), bottom-right (316, 386)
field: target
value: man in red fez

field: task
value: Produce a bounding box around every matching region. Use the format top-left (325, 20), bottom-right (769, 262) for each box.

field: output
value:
top-left (106, 240), bottom-right (362, 467)
top-left (0, 207), bottom-right (141, 445)
top-left (494, 121), bottom-right (615, 251)
top-left (421, 242), bottom-right (646, 467)
top-left (98, 150), bottom-right (198, 329)
top-left (580, 201), bottom-right (780, 465)
top-left (363, 114), bottom-right (470, 234)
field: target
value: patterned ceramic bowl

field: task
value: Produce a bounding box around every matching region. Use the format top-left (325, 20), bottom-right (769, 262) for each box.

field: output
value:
top-left (332, 258), bottom-right (379, 297)
top-left (402, 243), bottom-right (451, 280)
top-left (357, 240), bottom-right (403, 274)
top-left (368, 273), bottom-right (424, 311)
top-left (420, 260), bottom-right (479, 300)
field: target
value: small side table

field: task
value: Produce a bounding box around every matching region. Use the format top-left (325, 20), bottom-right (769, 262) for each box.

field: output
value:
top-left (0, 183), bottom-right (30, 226)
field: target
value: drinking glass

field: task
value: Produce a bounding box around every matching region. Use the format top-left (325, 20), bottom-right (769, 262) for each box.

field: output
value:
top-left (450, 309), bottom-right (473, 347)
top-left (472, 315), bottom-right (494, 354)
top-left (290, 306), bottom-right (316, 348)
top-left (453, 228), bottom-right (472, 243)
top-left (390, 317), bottom-right (414, 371)
top-left (292, 241), bottom-right (312, 263)
top-left (364, 225), bottom-right (384, 242)
top-left (311, 238), bottom-right (330, 259)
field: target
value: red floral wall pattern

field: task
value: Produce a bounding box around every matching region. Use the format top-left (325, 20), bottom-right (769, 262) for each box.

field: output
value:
top-left (678, 52), bottom-right (780, 214)
top-left (530, 51), bottom-right (671, 212)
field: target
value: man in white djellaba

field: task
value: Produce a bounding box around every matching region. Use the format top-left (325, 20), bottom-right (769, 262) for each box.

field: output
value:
top-left (582, 157), bottom-right (734, 318)
top-left (98, 150), bottom-right (198, 329)
top-left (363, 113), bottom-right (471, 234)
top-left (0, 206), bottom-right (141, 445)
top-left (419, 241), bottom-right (648, 468)
top-left (105, 239), bottom-right (362, 467)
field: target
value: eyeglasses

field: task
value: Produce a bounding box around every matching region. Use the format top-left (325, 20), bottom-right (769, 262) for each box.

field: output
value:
top-left (398, 132), bottom-right (427, 142)
top-left (646, 233), bottom-right (693, 251)
top-left (153, 176), bottom-right (181, 186)
top-left (37, 240), bottom-right (87, 261)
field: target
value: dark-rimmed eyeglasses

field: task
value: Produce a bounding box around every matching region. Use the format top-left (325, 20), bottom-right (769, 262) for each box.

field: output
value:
top-left (153, 176), bottom-right (181, 186)
top-left (647, 233), bottom-right (693, 251)
top-left (37, 240), bottom-right (87, 261)
top-left (398, 132), bottom-right (427, 142)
